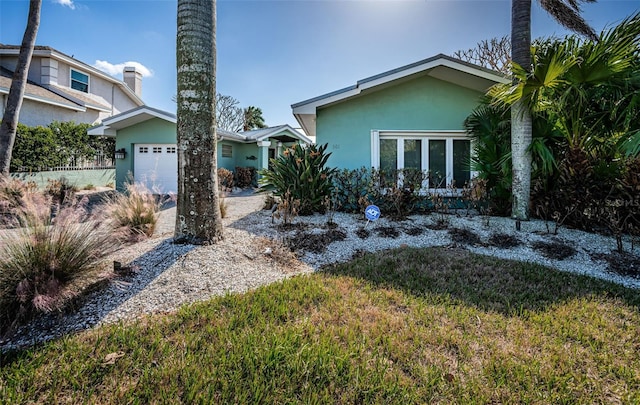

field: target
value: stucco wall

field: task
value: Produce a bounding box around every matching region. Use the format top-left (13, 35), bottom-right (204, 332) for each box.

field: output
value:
top-left (2, 54), bottom-right (138, 127)
top-left (316, 75), bottom-right (484, 169)
top-left (11, 169), bottom-right (115, 190)
top-left (16, 98), bottom-right (101, 127)
top-left (114, 117), bottom-right (177, 190)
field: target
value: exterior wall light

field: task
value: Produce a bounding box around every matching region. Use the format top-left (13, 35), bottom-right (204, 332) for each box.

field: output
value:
top-left (115, 148), bottom-right (127, 159)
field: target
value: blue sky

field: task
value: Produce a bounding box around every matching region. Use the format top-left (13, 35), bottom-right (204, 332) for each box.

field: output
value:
top-left (1, 0), bottom-right (638, 128)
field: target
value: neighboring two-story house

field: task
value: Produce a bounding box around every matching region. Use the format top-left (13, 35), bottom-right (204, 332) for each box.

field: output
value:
top-left (0, 44), bottom-right (145, 127)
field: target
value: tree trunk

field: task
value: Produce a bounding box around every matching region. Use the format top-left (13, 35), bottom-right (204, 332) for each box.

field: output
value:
top-left (175, 0), bottom-right (223, 244)
top-left (510, 0), bottom-right (533, 221)
top-left (0, 0), bottom-right (42, 176)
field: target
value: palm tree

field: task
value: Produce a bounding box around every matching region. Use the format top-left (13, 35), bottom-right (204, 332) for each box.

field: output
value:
top-left (243, 106), bottom-right (267, 131)
top-left (175, 0), bottom-right (223, 244)
top-left (510, 0), bottom-right (596, 221)
top-left (0, 0), bottom-right (42, 176)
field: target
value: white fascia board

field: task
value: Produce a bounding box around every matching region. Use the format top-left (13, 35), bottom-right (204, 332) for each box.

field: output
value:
top-left (359, 58), bottom-right (508, 91)
top-left (254, 124), bottom-right (313, 145)
top-left (102, 106), bottom-right (176, 126)
top-left (438, 59), bottom-right (510, 84)
top-left (292, 87), bottom-right (361, 113)
top-left (87, 125), bottom-right (116, 137)
top-left (0, 87), bottom-right (86, 112)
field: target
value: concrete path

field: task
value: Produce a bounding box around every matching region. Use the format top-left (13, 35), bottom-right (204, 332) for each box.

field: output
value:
top-left (154, 189), bottom-right (265, 237)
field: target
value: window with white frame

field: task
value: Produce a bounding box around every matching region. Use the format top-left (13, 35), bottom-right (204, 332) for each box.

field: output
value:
top-left (70, 69), bottom-right (89, 93)
top-left (373, 131), bottom-right (472, 189)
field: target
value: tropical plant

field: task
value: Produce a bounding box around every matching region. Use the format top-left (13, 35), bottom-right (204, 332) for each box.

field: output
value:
top-left (464, 98), bottom-right (564, 215)
top-left (493, 13), bottom-right (640, 158)
top-left (509, 0), bottom-right (597, 220)
top-left (0, 0), bottom-right (42, 176)
top-left (175, 0), bottom-right (223, 244)
top-left (259, 143), bottom-right (336, 215)
top-left (243, 106), bottom-right (267, 131)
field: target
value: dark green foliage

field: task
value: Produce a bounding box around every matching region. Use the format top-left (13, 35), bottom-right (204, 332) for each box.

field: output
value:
top-left (10, 124), bottom-right (57, 171)
top-left (10, 121), bottom-right (114, 172)
top-left (531, 149), bottom-right (640, 239)
top-left (259, 143), bottom-right (336, 215)
top-left (331, 167), bottom-right (373, 213)
top-left (333, 167), bottom-right (429, 218)
top-left (234, 166), bottom-right (256, 189)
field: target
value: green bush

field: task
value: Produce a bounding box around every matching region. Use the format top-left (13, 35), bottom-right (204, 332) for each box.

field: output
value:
top-left (259, 143), bottom-right (336, 215)
top-left (0, 194), bottom-right (117, 332)
top-left (10, 121), bottom-right (114, 172)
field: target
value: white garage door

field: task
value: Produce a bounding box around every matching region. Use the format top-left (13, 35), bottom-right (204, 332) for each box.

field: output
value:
top-left (134, 144), bottom-right (177, 194)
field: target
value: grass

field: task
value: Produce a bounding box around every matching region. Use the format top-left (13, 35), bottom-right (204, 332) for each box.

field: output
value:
top-left (2, 246), bottom-right (640, 403)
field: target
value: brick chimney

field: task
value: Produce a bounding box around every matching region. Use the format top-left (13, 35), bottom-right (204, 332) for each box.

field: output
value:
top-left (123, 66), bottom-right (142, 97)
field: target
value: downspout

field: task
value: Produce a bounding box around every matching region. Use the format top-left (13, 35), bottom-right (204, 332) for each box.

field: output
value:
top-left (111, 84), bottom-right (115, 116)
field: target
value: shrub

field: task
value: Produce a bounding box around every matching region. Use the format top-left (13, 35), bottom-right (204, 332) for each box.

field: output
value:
top-left (0, 201), bottom-right (118, 332)
top-left (259, 143), bottom-right (336, 215)
top-left (45, 177), bottom-right (78, 206)
top-left (531, 148), bottom-right (639, 238)
top-left (234, 166), bottom-right (256, 189)
top-left (218, 167), bottom-right (234, 192)
top-left (332, 168), bottom-right (373, 213)
top-left (10, 121), bottom-right (113, 172)
top-left (105, 182), bottom-right (163, 241)
top-left (0, 178), bottom-right (47, 228)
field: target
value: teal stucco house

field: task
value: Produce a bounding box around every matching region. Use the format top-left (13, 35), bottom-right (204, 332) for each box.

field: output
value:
top-left (88, 106), bottom-right (311, 193)
top-left (292, 54), bottom-right (507, 189)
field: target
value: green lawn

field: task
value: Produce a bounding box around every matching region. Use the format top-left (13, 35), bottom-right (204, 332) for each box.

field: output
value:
top-left (2, 246), bottom-right (639, 404)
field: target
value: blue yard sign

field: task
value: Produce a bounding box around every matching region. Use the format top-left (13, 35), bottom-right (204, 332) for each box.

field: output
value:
top-left (365, 205), bottom-right (381, 221)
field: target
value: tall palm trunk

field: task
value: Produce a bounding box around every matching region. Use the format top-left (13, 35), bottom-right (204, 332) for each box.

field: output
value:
top-left (510, 0), bottom-right (533, 220)
top-left (0, 0), bottom-right (42, 176)
top-left (175, 0), bottom-right (223, 244)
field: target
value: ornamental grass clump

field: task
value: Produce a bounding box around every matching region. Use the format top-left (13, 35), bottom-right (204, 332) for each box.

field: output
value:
top-left (105, 182), bottom-right (164, 241)
top-left (0, 197), bottom-right (118, 333)
top-left (0, 178), bottom-right (45, 228)
top-left (259, 143), bottom-right (336, 215)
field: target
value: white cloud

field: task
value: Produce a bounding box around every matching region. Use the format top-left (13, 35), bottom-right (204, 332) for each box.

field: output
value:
top-left (53, 0), bottom-right (75, 10)
top-left (93, 60), bottom-right (154, 78)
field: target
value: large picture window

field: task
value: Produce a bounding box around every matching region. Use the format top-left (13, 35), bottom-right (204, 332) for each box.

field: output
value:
top-left (71, 69), bottom-right (89, 93)
top-left (373, 131), bottom-right (471, 190)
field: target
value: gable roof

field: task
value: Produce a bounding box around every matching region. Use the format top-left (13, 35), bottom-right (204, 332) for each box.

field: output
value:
top-left (88, 106), bottom-right (312, 145)
top-left (291, 54), bottom-right (509, 137)
top-left (241, 124), bottom-right (313, 144)
top-left (0, 66), bottom-right (86, 112)
top-left (88, 105), bottom-right (174, 136)
top-left (0, 44), bottom-right (144, 108)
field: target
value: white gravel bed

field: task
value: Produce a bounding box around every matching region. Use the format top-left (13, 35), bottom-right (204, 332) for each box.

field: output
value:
top-left (2, 197), bottom-right (639, 353)
top-left (234, 209), bottom-right (640, 289)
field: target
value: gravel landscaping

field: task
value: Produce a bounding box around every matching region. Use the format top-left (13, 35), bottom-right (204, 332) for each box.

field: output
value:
top-left (2, 190), bottom-right (639, 353)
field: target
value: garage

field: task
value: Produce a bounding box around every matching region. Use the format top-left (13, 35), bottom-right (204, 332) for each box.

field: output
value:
top-left (134, 144), bottom-right (177, 194)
